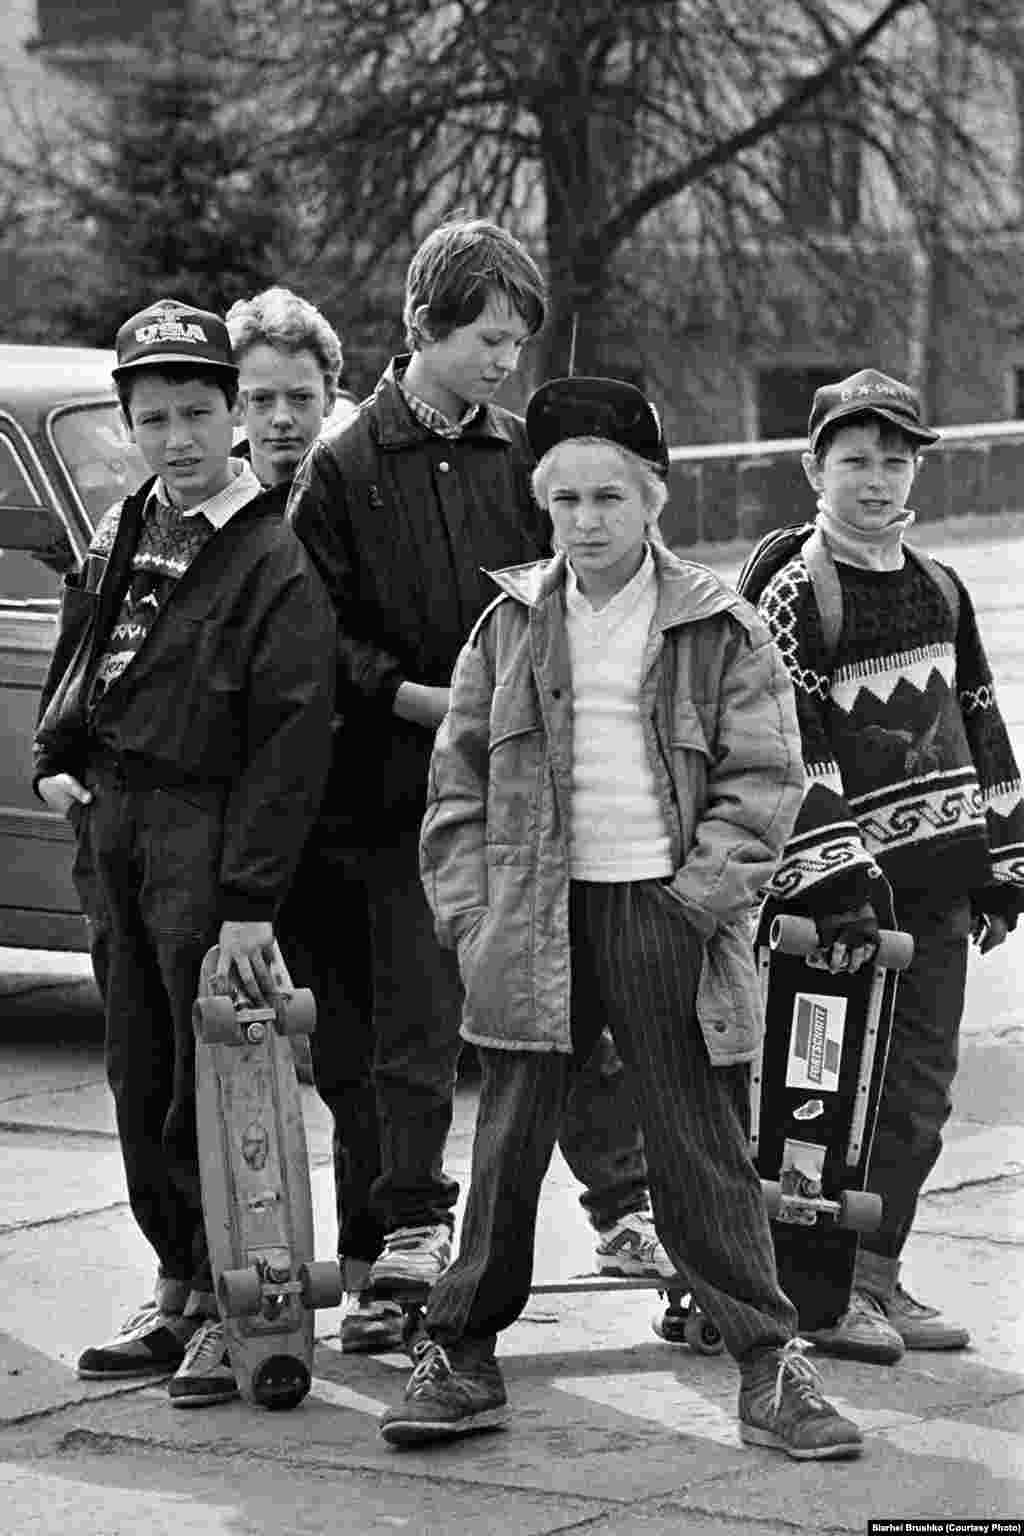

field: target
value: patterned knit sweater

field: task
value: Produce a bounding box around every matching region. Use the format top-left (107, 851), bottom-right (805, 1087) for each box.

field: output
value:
top-left (758, 550), bottom-right (1024, 920)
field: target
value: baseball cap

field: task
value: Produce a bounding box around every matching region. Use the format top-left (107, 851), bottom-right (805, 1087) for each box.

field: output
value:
top-left (526, 376), bottom-right (669, 476)
top-left (112, 298), bottom-right (238, 380)
top-left (808, 368), bottom-right (939, 454)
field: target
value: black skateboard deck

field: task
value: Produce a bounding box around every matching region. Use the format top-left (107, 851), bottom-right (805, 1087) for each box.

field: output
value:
top-left (751, 884), bottom-right (913, 1332)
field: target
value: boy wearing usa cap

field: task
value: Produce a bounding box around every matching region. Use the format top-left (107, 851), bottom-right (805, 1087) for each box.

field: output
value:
top-left (378, 376), bottom-right (866, 1461)
top-left (33, 298), bottom-right (334, 1406)
top-left (754, 368), bottom-right (1024, 1361)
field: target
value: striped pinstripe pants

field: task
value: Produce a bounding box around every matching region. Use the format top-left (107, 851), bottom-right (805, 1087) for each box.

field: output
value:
top-left (425, 879), bottom-right (797, 1361)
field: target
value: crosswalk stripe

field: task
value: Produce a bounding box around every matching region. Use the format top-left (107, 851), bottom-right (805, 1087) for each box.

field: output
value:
top-left (308, 1377), bottom-right (389, 1416)
top-left (556, 1373), bottom-right (1024, 1479)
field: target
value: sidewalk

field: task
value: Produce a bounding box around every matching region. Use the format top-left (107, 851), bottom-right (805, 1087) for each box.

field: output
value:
top-left (1, 1045), bottom-right (1022, 1533)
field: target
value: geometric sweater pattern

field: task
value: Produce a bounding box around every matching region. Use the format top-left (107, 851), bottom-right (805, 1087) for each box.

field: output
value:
top-left (758, 551), bottom-right (1024, 914)
top-left (88, 495), bottom-right (217, 707)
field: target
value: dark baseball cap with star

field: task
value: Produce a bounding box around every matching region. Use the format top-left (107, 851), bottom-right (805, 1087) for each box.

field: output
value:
top-left (112, 298), bottom-right (238, 381)
top-left (526, 376), bottom-right (670, 476)
top-left (808, 368), bottom-right (940, 454)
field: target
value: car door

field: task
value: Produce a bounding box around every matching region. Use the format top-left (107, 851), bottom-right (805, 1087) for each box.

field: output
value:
top-left (0, 411), bottom-right (89, 949)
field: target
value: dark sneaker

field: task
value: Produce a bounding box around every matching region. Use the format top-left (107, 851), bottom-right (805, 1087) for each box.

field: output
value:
top-left (379, 1338), bottom-right (508, 1446)
top-left (594, 1211), bottom-right (676, 1280)
top-left (368, 1224), bottom-right (452, 1298)
top-left (77, 1303), bottom-right (196, 1380)
top-left (803, 1289), bottom-right (905, 1365)
top-left (341, 1294), bottom-right (406, 1354)
top-left (882, 1283), bottom-right (970, 1350)
top-left (739, 1339), bottom-right (863, 1460)
top-left (168, 1319), bottom-right (239, 1408)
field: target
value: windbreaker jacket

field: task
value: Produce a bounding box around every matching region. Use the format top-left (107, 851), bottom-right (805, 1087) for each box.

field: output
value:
top-left (33, 478), bottom-right (335, 922)
top-left (287, 357), bottom-right (549, 834)
top-left (420, 544), bottom-right (804, 1063)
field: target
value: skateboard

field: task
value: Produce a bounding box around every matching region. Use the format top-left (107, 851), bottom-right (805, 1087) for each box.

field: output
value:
top-left (751, 884), bottom-right (914, 1333)
top-left (376, 1271), bottom-right (723, 1357)
top-left (193, 943), bottom-right (343, 1409)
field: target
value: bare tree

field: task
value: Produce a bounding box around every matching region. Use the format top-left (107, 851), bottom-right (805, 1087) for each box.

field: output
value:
top-left (229, 0), bottom-right (1024, 380)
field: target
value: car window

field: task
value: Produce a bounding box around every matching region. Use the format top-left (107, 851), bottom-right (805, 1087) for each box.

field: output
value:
top-left (0, 433), bottom-right (58, 600)
top-left (49, 403), bottom-right (148, 531)
top-left (0, 434), bottom-right (42, 507)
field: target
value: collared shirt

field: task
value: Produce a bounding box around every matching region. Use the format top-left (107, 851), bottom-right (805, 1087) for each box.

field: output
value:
top-left (90, 459), bottom-right (263, 706)
top-left (148, 457), bottom-right (263, 528)
top-left (399, 379), bottom-right (484, 440)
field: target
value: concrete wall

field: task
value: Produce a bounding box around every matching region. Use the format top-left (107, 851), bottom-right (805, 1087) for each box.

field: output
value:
top-left (661, 422), bottom-right (1024, 547)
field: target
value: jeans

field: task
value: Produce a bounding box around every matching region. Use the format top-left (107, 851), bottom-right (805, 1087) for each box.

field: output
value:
top-left (71, 766), bottom-right (222, 1296)
top-left (425, 880), bottom-right (796, 1362)
top-left (282, 823), bottom-right (650, 1253)
top-left (861, 892), bottom-right (971, 1262)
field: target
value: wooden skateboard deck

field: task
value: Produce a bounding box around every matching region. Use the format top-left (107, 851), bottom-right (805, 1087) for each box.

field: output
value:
top-left (193, 943), bottom-right (343, 1409)
top-left (751, 883), bottom-right (913, 1333)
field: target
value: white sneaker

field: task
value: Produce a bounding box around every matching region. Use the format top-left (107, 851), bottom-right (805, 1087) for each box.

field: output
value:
top-left (368, 1224), bottom-right (452, 1298)
top-left (594, 1211), bottom-right (677, 1280)
top-left (167, 1319), bottom-right (238, 1408)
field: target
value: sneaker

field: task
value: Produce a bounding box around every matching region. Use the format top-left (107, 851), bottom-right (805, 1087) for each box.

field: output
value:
top-left (76, 1303), bottom-right (196, 1380)
top-left (594, 1210), bottom-right (676, 1280)
top-left (168, 1319), bottom-right (239, 1408)
top-left (881, 1283), bottom-right (970, 1350)
top-left (368, 1224), bottom-right (452, 1298)
top-left (738, 1339), bottom-right (863, 1460)
top-left (341, 1293), bottom-right (406, 1354)
top-left (379, 1338), bottom-right (508, 1446)
top-left (803, 1289), bottom-right (905, 1365)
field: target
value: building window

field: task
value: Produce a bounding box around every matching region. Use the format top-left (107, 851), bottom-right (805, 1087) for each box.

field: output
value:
top-left (756, 365), bottom-right (858, 441)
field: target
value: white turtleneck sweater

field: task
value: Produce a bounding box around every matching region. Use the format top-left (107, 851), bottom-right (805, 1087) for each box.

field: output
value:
top-left (565, 549), bottom-right (674, 881)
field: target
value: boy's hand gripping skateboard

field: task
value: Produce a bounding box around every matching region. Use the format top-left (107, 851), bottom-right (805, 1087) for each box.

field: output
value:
top-left (751, 886), bottom-right (914, 1332)
top-left (193, 943), bottom-right (343, 1409)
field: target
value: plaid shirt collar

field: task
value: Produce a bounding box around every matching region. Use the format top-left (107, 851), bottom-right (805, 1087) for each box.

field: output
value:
top-left (398, 378), bottom-right (484, 440)
top-left (147, 458), bottom-right (262, 529)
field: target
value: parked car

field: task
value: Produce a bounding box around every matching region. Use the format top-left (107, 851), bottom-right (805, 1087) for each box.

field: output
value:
top-left (0, 343), bottom-right (148, 950)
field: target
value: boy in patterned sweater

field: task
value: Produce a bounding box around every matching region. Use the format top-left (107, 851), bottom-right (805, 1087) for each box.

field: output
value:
top-left (756, 368), bottom-right (1024, 1363)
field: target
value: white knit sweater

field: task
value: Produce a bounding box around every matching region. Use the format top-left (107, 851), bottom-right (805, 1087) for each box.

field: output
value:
top-left (565, 550), bottom-right (674, 881)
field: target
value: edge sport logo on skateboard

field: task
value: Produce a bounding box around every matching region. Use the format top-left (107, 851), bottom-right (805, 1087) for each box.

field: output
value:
top-left (193, 944), bottom-right (343, 1410)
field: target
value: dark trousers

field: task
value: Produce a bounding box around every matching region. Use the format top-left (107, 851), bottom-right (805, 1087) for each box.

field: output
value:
top-left (862, 892), bottom-right (971, 1261)
top-left (425, 880), bottom-right (796, 1362)
top-left (71, 767), bottom-right (222, 1296)
top-left (281, 825), bottom-right (650, 1254)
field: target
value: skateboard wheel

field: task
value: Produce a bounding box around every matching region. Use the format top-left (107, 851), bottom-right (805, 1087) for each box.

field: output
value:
top-left (300, 1259), bottom-right (344, 1310)
top-left (838, 1189), bottom-right (883, 1234)
top-left (875, 929), bottom-right (915, 972)
top-left (651, 1304), bottom-right (689, 1345)
top-left (252, 1354), bottom-right (311, 1411)
top-left (218, 1265), bottom-right (264, 1316)
top-left (769, 915), bottom-right (820, 956)
top-left (761, 1179), bottom-right (782, 1219)
top-left (193, 994), bottom-right (239, 1043)
top-left (275, 988), bottom-right (317, 1038)
top-left (684, 1309), bottom-right (724, 1356)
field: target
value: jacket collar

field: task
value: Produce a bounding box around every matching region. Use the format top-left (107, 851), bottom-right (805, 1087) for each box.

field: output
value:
top-left (486, 542), bottom-right (746, 631)
top-left (373, 356), bottom-right (518, 450)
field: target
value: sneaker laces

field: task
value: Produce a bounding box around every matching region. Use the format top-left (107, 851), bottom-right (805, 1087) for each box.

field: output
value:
top-left (891, 1283), bottom-right (939, 1320)
top-left (179, 1319), bottom-right (226, 1371)
top-left (611, 1212), bottom-right (664, 1264)
top-left (384, 1225), bottom-right (448, 1252)
top-left (408, 1338), bottom-right (453, 1394)
top-left (115, 1302), bottom-right (164, 1336)
top-left (771, 1338), bottom-right (828, 1417)
top-left (848, 1289), bottom-right (888, 1323)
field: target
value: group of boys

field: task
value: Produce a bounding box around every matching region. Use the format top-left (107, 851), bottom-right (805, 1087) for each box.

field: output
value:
top-left (33, 216), bottom-right (1023, 1455)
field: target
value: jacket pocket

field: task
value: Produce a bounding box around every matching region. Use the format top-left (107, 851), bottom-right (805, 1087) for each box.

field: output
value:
top-left (486, 684), bottom-right (544, 847)
top-left (667, 705), bottom-right (712, 853)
